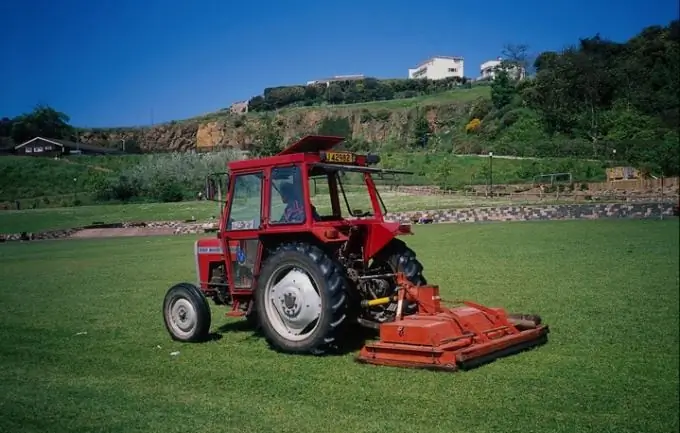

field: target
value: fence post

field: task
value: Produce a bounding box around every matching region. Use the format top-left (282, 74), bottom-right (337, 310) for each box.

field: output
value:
top-left (660, 176), bottom-right (664, 220)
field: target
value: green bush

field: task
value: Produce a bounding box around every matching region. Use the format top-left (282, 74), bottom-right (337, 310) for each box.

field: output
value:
top-left (247, 76), bottom-right (471, 111)
top-left (95, 149), bottom-right (242, 202)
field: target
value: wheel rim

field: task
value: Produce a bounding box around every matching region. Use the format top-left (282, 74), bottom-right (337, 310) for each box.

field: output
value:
top-left (263, 264), bottom-right (322, 342)
top-left (167, 298), bottom-right (197, 338)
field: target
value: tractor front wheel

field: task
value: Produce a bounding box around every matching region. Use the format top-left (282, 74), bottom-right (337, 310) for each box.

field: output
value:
top-left (162, 282), bottom-right (212, 342)
top-left (255, 242), bottom-right (347, 355)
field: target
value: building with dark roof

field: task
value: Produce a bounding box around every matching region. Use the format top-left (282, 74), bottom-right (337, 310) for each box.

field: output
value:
top-left (12, 137), bottom-right (124, 157)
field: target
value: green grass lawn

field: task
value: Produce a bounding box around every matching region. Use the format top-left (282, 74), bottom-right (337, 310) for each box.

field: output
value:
top-left (0, 219), bottom-right (677, 433)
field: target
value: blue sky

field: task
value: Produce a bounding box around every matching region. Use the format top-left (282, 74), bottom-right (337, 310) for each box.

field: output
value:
top-left (1, 0), bottom-right (678, 128)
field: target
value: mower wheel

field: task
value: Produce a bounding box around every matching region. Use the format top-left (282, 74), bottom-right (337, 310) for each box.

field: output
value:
top-left (255, 242), bottom-right (347, 355)
top-left (372, 238), bottom-right (427, 315)
top-left (163, 282), bottom-right (212, 342)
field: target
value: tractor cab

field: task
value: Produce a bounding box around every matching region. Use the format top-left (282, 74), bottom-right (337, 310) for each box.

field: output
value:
top-left (205, 135), bottom-right (410, 229)
top-left (204, 135), bottom-right (413, 248)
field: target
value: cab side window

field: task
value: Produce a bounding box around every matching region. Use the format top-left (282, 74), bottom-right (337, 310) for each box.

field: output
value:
top-left (227, 172), bottom-right (263, 230)
top-left (270, 166), bottom-right (305, 225)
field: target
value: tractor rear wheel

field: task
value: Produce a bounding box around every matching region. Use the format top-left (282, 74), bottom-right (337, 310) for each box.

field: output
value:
top-left (255, 242), bottom-right (347, 355)
top-left (163, 282), bottom-right (212, 342)
top-left (371, 238), bottom-right (427, 316)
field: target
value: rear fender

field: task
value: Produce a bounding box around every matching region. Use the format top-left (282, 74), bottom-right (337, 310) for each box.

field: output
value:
top-left (363, 222), bottom-right (413, 262)
top-left (259, 230), bottom-right (345, 258)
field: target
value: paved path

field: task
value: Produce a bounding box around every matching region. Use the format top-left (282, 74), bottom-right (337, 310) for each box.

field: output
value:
top-left (69, 227), bottom-right (176, 238)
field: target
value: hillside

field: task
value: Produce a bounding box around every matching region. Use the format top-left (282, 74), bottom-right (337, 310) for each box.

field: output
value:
top-left (0, 155), bottom-right (145, 205)
top-left (69, 20), bottom-right (679, 170)
top-left (74, 86), bottom-right (491, 153)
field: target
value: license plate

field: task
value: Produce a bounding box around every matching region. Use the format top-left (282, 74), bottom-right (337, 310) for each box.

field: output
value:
top-left (326, 152), bottom-right (356, 163)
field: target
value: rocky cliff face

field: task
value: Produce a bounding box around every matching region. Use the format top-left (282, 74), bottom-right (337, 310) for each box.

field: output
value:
top-left (78, 99), bottom-right (477, 153)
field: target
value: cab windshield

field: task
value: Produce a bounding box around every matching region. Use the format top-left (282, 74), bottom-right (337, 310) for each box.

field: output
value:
top-left (308, 163), bottom-right (409, 220)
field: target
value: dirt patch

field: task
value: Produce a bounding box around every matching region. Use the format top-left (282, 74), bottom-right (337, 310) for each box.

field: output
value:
top-left (69, 227), bottom-right (176, 238)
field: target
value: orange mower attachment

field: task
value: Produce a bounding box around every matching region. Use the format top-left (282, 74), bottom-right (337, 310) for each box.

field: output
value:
top-left (356, 273), bottom-right (550, 371)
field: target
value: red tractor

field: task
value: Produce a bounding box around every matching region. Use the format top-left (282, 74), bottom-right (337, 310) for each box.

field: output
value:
top-left (162, 135), bottom-right (549, 371)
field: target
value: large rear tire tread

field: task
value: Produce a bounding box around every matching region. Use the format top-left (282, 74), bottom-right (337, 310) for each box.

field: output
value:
top-left (373, 238), bottom-right (427, 315)
top-left (162, 282), bottom-right (212, 343)
top-left (255, 242), bottom-right (347, 355)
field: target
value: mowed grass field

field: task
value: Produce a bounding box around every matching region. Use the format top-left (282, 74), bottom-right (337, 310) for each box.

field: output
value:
top-left (0, 219), bottom-right (678, 433)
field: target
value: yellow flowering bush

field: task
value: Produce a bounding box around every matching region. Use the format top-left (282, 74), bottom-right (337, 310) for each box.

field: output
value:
top-left (465, 118), bottom-right (481, 133)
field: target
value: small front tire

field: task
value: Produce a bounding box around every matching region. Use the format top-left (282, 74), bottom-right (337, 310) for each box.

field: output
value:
top-left (163, 282), bottom-right (212, 342)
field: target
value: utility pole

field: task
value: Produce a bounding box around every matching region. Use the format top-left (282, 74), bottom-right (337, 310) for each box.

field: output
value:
top-left (660, 175), bottom-right (664, 221)
top-left (488, 151), bottom-right (494, 197)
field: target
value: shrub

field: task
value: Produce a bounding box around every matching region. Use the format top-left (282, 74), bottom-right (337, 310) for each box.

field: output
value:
top-left (465, 118), bottom-right (482, 133)
top-left (96, 149), bottom-right (242, 202)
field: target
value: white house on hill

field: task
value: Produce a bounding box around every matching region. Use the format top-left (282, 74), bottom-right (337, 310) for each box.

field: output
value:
top-left (480, 57), bottom-right (526, 80)
top-left (408, 56), bottom-right (464, 80)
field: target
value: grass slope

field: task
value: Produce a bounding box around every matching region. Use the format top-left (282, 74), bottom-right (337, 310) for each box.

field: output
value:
top-left (280, 85), bottom-right (492, 112)
top-left (0, 220), bottom-right (677, 433)
top-left (189, 85), bottom-right (492, 122)
top-left (382, 152), bottom-right (606, 186)
top-left (0, 155), bottom-right (145, 202)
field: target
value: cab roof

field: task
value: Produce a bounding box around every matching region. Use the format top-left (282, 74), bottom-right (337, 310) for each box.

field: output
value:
top-left (276, 135), bottom-right (345, 155)
top-left (227, 135), bottom-right (346, 171)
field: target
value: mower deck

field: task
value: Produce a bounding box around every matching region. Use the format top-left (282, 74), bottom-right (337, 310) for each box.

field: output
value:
top-left (355, 276), bottom-right (550, 371)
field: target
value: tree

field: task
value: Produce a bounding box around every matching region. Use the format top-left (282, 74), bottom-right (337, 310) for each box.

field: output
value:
top-left (490, 70), bottom-right (516, 110)
top-left (250, 117), bottom-right (283, 157)
top-left (326, 84), bottom-right (344, 104)
top-left (501, 43), bottom-right (534, 77)
top-left (412, 112), bottom-right (431, 148)
top-left (533, 51), bottom-right (559, 74)
top-left (318, 117), bottom-right (352, 137)
top-left (5, 105), bottom-right (74, 143)
top-left (0, 117), bottom-right (11, 137)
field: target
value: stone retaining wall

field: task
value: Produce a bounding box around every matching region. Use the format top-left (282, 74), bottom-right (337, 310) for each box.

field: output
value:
top-left (1, 202), bottom-right (677, 243)
top-left (384, 202), bottom-right (678, 224)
